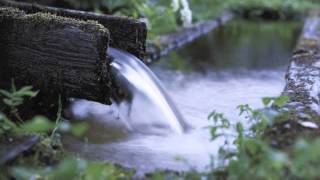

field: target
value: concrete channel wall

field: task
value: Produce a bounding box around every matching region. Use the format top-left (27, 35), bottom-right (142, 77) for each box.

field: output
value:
top-left (266, 12), bottom-right (320, 148)
top-left (283, 12), bottom-right (320, 118)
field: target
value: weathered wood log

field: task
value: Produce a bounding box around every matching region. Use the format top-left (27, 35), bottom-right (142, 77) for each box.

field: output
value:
top-left (0, 7), bottom-right (112, 118)
top-left (0, 0), bottom-right (147, 60)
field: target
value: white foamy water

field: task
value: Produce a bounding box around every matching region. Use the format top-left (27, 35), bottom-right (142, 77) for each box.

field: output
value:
top-left (64, 69), bottom-right (286, 174)
top-left (107, 48), bottom-right (189, 135)
top-left (63, 20), bottom-right (301, 175)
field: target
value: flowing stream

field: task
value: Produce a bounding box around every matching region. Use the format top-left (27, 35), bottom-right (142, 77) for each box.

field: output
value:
top-left (63, 20), bottom-right (302, 174)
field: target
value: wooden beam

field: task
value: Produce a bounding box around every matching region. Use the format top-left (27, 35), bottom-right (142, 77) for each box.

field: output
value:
top-left (0, 0), bottom-right (147, 60)
top-left (0, 7), bottom-right (112, 106)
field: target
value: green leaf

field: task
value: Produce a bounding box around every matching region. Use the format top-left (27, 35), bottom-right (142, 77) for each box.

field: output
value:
top-left (274, 96), bottom-right (289, 107)
top-left (244, 139), bottom-right (259, 155)
top-left (210, 127), bottom-right (218, 140)
top-left (3, 98), bottom-right (14, 106)
top-left (0, 89), bottom-right (12, 98)
top-left (236, 122), bottom-right (244, 134)
top-left (262, 97), bottom-right (273, 106)
top-left (222, 118), bottom-right (231, 128)
top-left (208, 110), bottom-right (217, 120)
top-left (0, 113), bottom-right (18, 130)
top-left (237, 104), bottom-right (252, 115)
top-left (15, 86), bottom-right (39, 97)
top-left (20, 116), bottom-right (54, 134)
top-left (85, 162), bottom-right (107, 180)
top-left (49, 157), bottom-right (85, 180)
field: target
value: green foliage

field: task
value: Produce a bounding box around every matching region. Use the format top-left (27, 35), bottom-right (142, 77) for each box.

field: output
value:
top-left (19, 116), bottom-right (55, 135)
top-left (0, 81), bottom-right (39, 123)
top-left (0, 81), bottom-right (91, 137)
top-left (0, 113), bottom-right (19, 134)
top-left (38, 0), bottom-right (320, 44)
top-left (208, 111), bottom-right (230, 140)
top-left (223, 0), bottom-right (317, 12)
top-left (138, 3), bottom-right (178, 39)
top-left (0, 84), bottom-right (131, 179)
top-left (189, 0), bottom-right (226, 21)
top-left (0, 82), bottom-right (58, 136)
top-left (0, 84), bottom-right (35, 130)
top-left (0, 82), bottom-right (38, 108)
top-left (9, 156), bottom-right (134, 180)
top-left (204, 95), bottom-right (320, 179)
top-left (262, 96), bottom-right (290, 107)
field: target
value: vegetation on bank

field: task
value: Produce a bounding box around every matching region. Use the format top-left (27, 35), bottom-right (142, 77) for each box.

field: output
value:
top-left (1, 83), bottom-right (320, 179)
top-left (33, 0), bottom-right (320, 38)
top-left (146, 96), bottom-right (320, 179)
top-left (0, 82), bottom-right (135, 179)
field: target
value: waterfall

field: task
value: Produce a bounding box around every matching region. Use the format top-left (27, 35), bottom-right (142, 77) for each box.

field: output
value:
top-left (108, 47), bottom-right (190, 135)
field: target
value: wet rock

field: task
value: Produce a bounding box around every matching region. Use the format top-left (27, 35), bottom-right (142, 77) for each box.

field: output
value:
top-left (0, 135), bottom-right (40, 165)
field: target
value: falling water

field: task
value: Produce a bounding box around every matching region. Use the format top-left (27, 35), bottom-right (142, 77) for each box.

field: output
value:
top-left (107, 47), bottom-right (190, 134)
top-left (71, 48), bottom-right (190, 135)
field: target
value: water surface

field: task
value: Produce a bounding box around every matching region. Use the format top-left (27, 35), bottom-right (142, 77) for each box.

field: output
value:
top-left (63, 20), bottom-right (302, 174)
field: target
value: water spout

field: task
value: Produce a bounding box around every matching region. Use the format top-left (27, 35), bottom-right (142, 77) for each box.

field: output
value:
top-left (108, 47), bottom-right (190, 135)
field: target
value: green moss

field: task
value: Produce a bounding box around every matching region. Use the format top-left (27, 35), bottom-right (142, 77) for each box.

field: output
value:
top-left (0, 7), bottom-right (25, 17)
top-left (0, 7), bottom-right (109, 37)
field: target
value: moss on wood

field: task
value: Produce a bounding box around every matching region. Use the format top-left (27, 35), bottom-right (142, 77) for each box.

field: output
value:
top-left (0, 0), bottom-right (147, 60)
top-left (0, 7), bottom-right (112, 118)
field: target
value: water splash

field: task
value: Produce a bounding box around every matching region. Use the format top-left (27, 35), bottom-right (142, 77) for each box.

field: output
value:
top-left (65, 20), bottom-right (301, 174)
top-left (108, 47), bottom-right (190, 135)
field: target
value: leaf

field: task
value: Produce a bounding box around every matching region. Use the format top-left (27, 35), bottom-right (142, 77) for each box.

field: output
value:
top-left (244, 139), bottom-right (259, 155)
top-left (1, 84), bottom-right (39, 109)
top-left (262, 97), bottom-right (273, 106)
top-left (16, 86), bottom-right (33, 92)
top-left (0, 90), bottom-right (12, 98)
top-left (0, 113), bottom-right (18, 130)
top-left (274, 96), bottom-right (289, 107)
top-left (210, 127), bottom-right (218, 139)
top-left (20, 116), bottom-right (54, 134)
top-left (3, 98), bottom-right (14, 106)
top-left (85, 162), bottom-right (107, 180)
top-left (236, 122), bottom-right (244, 134)
top-left (208, 110), bottom-right (217, 120)
top-left (49, 157), bottom-right (85, 180)
top-left (237, 104), bottom-right (251, 115)
top-left (15, 86), bottom-right (39, 98)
